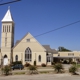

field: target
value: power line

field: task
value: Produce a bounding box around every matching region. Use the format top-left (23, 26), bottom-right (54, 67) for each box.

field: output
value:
top-left (31, 20), bottom-right (80, 39)
top-left (1, 20), bottom-right (80, 47)
top-left (0, 0), bottom-right (21, 6)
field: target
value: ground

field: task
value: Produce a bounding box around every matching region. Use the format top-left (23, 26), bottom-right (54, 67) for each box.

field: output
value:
top-left (0, 64), bottom-right (80, 80)
top-left (0, 74), bottom-right (80, 80)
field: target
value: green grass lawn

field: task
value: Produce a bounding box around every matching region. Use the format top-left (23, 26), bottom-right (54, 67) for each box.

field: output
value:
top-left (73, 64), bottom-right (80, 68)
top-left (77, 64), bottom-right (80, 68)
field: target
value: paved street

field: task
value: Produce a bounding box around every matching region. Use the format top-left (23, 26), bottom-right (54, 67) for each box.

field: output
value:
top-left (0, 74), bottom-right (80, 80)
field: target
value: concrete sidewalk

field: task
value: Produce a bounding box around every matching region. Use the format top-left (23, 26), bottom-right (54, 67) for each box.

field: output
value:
top-left (0, 74), bottom-right (80, 80)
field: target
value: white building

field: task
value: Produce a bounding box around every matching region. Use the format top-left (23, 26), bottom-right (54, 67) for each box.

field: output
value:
top-left (0, 8), bottom-right (57, 66)
top-left (0, 8), bottom-right (80, 66)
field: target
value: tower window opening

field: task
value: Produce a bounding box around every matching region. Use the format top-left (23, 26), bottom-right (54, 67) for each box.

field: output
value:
top-left (3, 26), bottom-right (4, 32)
top-left (5, 26), bottom-right (6, 32)
top-left (9, 25), bottom-right (10, 32)
top-left (7, 25), bottom-right (8, 32)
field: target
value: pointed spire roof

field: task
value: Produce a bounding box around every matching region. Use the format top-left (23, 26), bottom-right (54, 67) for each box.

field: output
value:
top-left (2, 6), bottom-right (14, 22)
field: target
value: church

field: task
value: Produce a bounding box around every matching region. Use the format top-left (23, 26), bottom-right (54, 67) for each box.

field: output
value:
top-left (0, 8), bottom-right (80, 66)
top-left (0, 8), bottom-right (58, 66)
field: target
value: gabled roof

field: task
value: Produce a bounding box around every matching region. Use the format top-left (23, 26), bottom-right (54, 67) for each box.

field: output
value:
top-left (2, 7), bottom-right (14, 22)
top-left (13, 33), bottom-right (29, 49)
top-left (51, 49), bottom-right (58, 53)
top-left (15, 40), bottom-right (20, 45)
top-left (43, 45), bottom-right (58, 53)
top-left (43, 45), bottom-right (51, 52)
top-left (13, 32), bottom-right (46, 51)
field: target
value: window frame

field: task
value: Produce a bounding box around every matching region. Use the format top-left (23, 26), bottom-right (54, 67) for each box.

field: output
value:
top-left (15, 55), bottom-right (18, 61)
top-left (38, 55), bottom-right (41, 62)
top-left (25, 47), bottom-right (32, 61)
top-left (26, 39), bottom-right (30, 42)
top-left (68, 53), bottom-right (74, 56)
top-left (47, 57), bottom-right (51, 62)
top-left (3, 25), bottom-right (4, 32)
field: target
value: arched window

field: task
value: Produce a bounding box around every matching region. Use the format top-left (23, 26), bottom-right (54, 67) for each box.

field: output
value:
top-left (38, 55), bottom-right (41, 62)
top-left (25, 47), bottom-right (32, 61)
top-left (15, 55), bottom-right (18, 61)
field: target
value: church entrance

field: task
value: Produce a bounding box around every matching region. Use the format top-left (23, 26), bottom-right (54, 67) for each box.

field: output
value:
top-left (3, 55), bottom-right (8, 65)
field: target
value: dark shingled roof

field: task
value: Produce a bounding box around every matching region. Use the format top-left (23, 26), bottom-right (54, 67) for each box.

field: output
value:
top-left (42, 45), bottom-right (51, 52)
top-left (15, 40), bottom-right (20, 45)
top-left (42, 45), bottom-right (58, 53)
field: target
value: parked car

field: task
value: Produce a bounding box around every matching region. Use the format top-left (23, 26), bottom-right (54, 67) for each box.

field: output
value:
top-left (11, 64), bottom-right (24, 70)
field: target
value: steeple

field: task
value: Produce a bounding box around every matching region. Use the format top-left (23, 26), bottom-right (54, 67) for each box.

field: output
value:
top-left (1, 6), bottom-right (14, 65)
top-left (1, 6), bottom-right (14, 22)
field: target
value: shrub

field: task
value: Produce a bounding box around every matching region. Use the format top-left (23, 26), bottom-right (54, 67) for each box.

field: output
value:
top-left (28, 65), bottom-right (37, 70)
top-left (51, 62), bottom-right (55, 65)
top-left (69, 65), bottom-right (78, 75)
top-left (34, 60), bottom-right (36, 66)
top-left (53, 63), bottom-right (64, 73)
top-left (12, 61), bottom-right (22, 66)
top-left (69, 58), bottom-right (72, 64)
top-left (41, 63), bottom-right (46, 67)
top-left (24, 62), bottom-right (31, 67)
top-left (63, 60), bottom-right (68, 64)
top-left (1, 65), bottom-right (11, 75)
top-left (71, 62), bottom-right (76, 65)
top-left (28, 65), bottom-right (38, 74)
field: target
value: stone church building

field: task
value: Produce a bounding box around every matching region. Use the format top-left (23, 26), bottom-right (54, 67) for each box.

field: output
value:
top-left (0, 8), bottom-right (57, 66)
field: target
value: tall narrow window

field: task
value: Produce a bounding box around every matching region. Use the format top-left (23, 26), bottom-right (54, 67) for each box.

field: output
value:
top-left (15, 55), bottom-right (18, 61)
top-left (5, 26), bottom-right (6, 32)
top-left (9, 26), bottom-right (10, 32)
top-left (46, 53), bottom-right (51, 62)
top-left (38, 55), bottom-right (41, 62)
top-left (7, 25), bottom-right (8, 32)
top-left (25, 47), bottom-right (32, 61)
top-left (3, 26), bottom-right (4, 32)
top-left (47, 57), bottom-right (51, 62)
top-left (5, 33), bottom-right (7, 47)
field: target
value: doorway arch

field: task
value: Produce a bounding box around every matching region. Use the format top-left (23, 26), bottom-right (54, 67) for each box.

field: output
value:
top-left (4, 54), bottom-right (7, 58)
top-left (3, 54), bottom-right (8, 65)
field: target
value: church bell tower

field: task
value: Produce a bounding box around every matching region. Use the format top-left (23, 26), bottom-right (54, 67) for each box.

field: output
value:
top-left (1, 7), bottom-right (14, 65)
